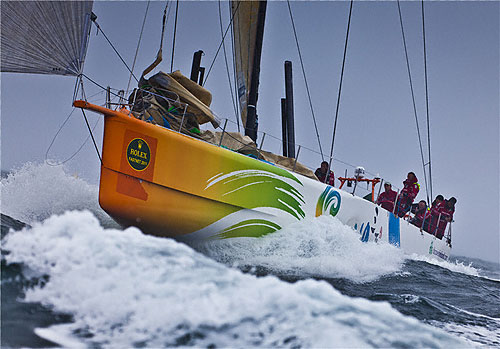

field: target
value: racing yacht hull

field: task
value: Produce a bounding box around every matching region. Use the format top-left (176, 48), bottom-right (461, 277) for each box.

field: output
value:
top-left (74, 100), bottom-right (452, 260)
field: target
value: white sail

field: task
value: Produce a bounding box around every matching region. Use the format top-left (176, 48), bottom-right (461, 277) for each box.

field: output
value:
top-left (1, 1), bottom-right (93, 76)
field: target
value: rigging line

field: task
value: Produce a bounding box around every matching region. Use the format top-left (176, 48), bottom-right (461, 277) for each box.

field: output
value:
top-left (91, 20), bottom-right (138, 83)
top-left (45, 109), bottom-right (101, 166)
top-left (73, 72), bottom-right (88, 102)
top-left (203, 1), bottom-right (242, 86)
top-left (159, 2), bottom-right (169, 52)
top-left (46, 89), bottom-right (105, 164)
top-left (126, 1), bottom-right (151, 95)
top-left (82, 73), bottom-right (125, 100)
top-left (165, 1), bottom-right (174, 40)
top-left (328, 0), bottom-right (354, 171)
top-left (72, 74), bottom-right (81, 102)
top-left (170, 0), bottom-right (179, 72)
top-left (229, 1), bottom-right (241, 132)
top-left (45, 108), bottom-right (76, 164)
top-left (422, 0), bottom-right (433, 200)
top-left (166, 0), bottom-right (174, 26)
top-left (80, 108), bottom-right (102, 164)
top-left (397, 0), bottom-right (430, 205)
top-left (236, 2), bottom-right (246, 128)
top-left (236, 3), bottom-right (244, 98)
top-left (286, 0), bottom-right (324, 160)
top-left (79, 75), bottom-right (88, 102)
top-left (218, 0), bottom-right (239, 130)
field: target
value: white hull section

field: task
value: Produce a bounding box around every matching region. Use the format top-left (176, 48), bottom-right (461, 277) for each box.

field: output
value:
top-left (183, 166), bottom-right (451, 262)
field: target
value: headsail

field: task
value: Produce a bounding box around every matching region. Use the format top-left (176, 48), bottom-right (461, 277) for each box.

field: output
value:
top-left (1, 1), bottom-right (94, 76)
top-left (231, 0), bottom-right (267, 141)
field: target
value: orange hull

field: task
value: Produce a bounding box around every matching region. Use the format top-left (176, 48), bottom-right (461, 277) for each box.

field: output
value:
top-left (73, 101), bottom-right (299, 238)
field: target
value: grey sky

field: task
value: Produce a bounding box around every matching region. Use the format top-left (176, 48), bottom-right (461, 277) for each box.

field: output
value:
top-left (1, 1), bottom-right (498, 262)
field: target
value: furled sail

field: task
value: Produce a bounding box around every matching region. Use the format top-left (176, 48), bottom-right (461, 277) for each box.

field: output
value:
top-left (1, 1), bottom-right (94, 76)
top-left (231, 0), bottom-right (266, 141)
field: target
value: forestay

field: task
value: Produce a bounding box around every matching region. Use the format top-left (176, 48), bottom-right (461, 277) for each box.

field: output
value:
top-left (1, 1), bottom-right (93, 76)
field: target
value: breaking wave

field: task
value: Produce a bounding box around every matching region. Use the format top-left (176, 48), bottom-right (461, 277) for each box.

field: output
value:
top-left (409, 253), bottom-right (482, 278)
top-left (0, 162), bottom-right (117, 228)
top-left (2, 210), bottom-right (465, 348)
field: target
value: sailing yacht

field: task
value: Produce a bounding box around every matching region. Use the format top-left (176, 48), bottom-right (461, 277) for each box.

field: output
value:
top-left (1, 1), bottom-right (452, 261)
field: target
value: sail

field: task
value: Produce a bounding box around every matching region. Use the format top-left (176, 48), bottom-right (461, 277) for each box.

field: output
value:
top-left (231, 0), bottom-right (266, 139)
top-left (1, 1), bottom-right (94, 76)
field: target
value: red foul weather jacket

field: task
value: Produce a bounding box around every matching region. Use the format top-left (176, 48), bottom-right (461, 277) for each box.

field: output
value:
top-left (435, 204), bottom-right (455, 238)
top-left (411, 206), bottom-right (428, 228)
top-left (377, 189), bottom-right (397, 212)
top-left (424, 200), bottom-right (445, 235)
top-left (315, 169), bottom-right (335, 186)
top-left (401, 177), bottom-right (420, 201)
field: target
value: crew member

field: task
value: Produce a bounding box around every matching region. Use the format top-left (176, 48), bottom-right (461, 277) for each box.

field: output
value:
top-left (377, 182), bottom-right (397, 212)
top-left (394, 172), bottom-right (420, 217)
top-left (435, 197), bottom-right (457, 239)
top-left (409, 200), bottom-right (427, 228)
top-left (423, 195), bottom-right (445, 234)
top-left (315, 161), bottom-right (335, 186)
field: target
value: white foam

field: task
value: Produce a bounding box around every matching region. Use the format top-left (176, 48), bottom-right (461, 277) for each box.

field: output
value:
top-left (401, 294), bottom-right (421, 304)
top-left (35, 324), bottom-right (86, 348)
top-left (432, 321), bottom-right (500, 347)
top-left (0, 162), bottom-right (117, 228)
top-left (193, 215), bottom-right (405, 283)
top-left (448, 304), bottom-right (500, 323)
top-left (409, 253), bottom-right (482, 277)
top-left (3, 211), bottom-right (465, 348)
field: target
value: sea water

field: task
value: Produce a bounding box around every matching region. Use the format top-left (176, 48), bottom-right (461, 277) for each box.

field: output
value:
top-left (1, 163), bottom-right (499, 348)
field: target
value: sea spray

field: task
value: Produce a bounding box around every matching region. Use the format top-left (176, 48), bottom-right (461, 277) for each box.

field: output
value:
top-left (3, 210), bottom-right (465, 348)
top-left (192, 215), bottom-right (406, 283)
top-left (409, 253), bottom-right (481, 278)
top-left (0, 162), bottom-right (117, 228)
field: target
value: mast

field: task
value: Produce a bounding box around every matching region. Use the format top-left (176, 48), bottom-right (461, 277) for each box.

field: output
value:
top-left (284, 60), bottom-right (296, 158)
top-left (231, 0), bottom-right (267, 142)
top-left (245, 0), bottom-right (267, 142)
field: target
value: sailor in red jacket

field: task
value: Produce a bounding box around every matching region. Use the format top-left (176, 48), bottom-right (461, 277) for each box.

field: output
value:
top-left (423, 195), bottom-right (445, 234)
top-left (377, 182), bottom-right (397, 212)
top-left (395, 172), bottom-right (420, 217)
top-left (409, 200), bottom-right (428, 228)
top-left (435, 197), bottom-right (457, 239)
top-left (315, 161), bottom-right (335, 186)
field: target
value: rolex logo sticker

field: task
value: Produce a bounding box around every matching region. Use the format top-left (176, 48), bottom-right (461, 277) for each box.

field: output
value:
top-left (127, 138), bottom-right (151, 171)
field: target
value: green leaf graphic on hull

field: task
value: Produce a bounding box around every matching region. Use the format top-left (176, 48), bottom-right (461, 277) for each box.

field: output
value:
top-left (205, 170), bottom-right (305, 220)
top-left (213, 219), bottom-right (281, 239)
top-left (316, 186), bottom-right (341, 217)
